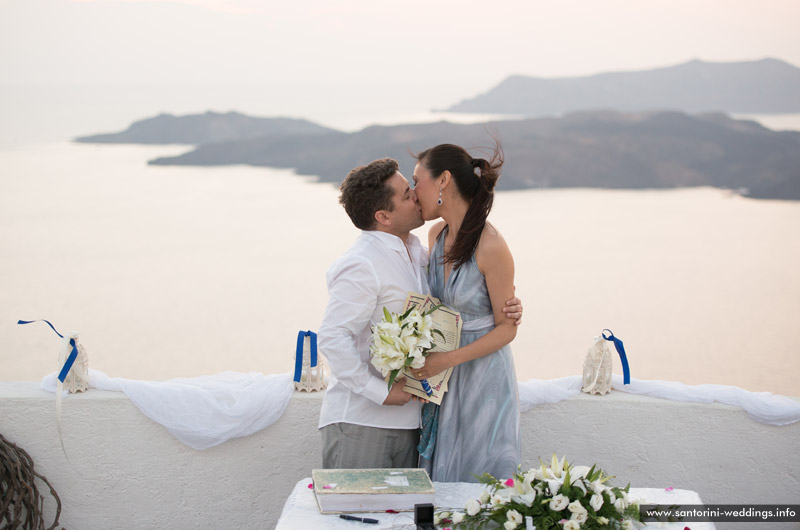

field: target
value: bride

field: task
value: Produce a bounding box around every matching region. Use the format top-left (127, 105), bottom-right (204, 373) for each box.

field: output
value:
top-left (410, 142), bottom-right (521, 482)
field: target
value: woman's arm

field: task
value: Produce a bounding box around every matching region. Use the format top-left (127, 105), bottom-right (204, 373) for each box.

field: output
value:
top-left (415, 225), bottom-right (517, 379)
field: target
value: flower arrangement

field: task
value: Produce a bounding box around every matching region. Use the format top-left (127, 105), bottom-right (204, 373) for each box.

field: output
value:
top-left (369, 305), bottom-right (443, 391)
top-left (436, 455), bottom-right (643, 530)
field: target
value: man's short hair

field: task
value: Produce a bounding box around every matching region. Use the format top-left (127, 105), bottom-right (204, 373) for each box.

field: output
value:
top-left (339, 158), bottom-right (398, 230)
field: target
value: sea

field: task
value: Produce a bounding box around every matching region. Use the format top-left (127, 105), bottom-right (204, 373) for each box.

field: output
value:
top-left (1, 106), bottom-right (799, 397)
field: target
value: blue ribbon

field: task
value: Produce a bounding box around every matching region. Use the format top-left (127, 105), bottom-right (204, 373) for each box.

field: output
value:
top-left (420, 378), bottom-right (433, 397)
top-left (293, 330), bottom-right (318, 383)
top-left (18, 319), bottom-right (79, 383)
top-left (602, 329), bottom-right (630, 385)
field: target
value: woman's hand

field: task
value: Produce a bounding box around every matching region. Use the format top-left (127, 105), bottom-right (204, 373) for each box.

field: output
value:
top-left (413, 351), bottom-right (452, 380)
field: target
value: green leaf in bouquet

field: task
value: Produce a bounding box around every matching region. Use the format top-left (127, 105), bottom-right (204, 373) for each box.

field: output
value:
top-left (431, 328), bottom-right (446, 341)
top-left (626, 503), bottom-right (645, 522)
top-left (597, 471), bottom-right (614, 484)
top-left (560, 475), bottom-right (572, 496)
top-left (423, 303), bottom-right (443, 316)
top-left (585, 464), bottom-right (598, 482)
top-left (387, 369), bottom-right (399, 389)
top-left (472, 472), bottom-right (499, 487)
top-left (539, 513), bottom-right (560, 530)
top-left (400, 306), bottom-right (415, 320)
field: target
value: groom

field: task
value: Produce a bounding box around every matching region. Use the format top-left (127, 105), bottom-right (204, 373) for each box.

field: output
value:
top-left (318, 158), bottom-right (521, 469)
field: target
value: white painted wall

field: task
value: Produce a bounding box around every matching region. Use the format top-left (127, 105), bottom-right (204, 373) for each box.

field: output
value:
top-left (1, 383), bottom-right (798, 530)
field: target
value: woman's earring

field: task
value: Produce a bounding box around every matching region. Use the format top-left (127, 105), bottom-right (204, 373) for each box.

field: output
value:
top-left (437, 189), bottom-right (443, 206)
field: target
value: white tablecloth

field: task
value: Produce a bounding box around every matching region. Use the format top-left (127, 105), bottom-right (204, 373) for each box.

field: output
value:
top-left (276, 478), bottom-right (715, 529)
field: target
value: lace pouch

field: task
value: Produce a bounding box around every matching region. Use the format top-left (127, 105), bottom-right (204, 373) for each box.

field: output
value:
top-left (582, 329), bottom-right (631, 395)
top-left (582, 335), bottom-right (612, 395)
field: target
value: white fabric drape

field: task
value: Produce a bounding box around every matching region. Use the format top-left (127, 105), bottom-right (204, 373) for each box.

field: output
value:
top-left (42, 369), bottom-right (798, 451)
top-left (42, 369), bottom-right (294, 449)
top-left (517, 374), bottom-right (800, 426)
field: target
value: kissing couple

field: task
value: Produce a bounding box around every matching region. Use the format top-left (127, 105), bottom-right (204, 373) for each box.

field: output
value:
top-left (318, 140), bottom-right (522, 483)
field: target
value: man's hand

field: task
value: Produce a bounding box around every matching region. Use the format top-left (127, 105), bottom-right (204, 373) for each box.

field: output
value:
top-left (382, 377), bottom-right (413, 406)
top-left (503, 294), bottom-right (524, 326)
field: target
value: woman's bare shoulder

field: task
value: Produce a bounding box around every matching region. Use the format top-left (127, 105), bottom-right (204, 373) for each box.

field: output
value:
top-left (478, 222), bottom-right (509, 251)
top-left (476, 222), bottom-right (512, 270)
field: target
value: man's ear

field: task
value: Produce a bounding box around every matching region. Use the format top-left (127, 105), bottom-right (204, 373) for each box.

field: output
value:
top-left (374, 209), bottom-right (391, 228)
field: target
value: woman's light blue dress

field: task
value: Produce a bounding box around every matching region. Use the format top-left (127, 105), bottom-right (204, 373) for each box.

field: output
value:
top-left (423, 227), bottom-right (521, 482)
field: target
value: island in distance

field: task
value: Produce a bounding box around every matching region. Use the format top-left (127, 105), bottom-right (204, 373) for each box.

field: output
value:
top-left (446, 58), bottom-right (800, 115)
top-left (77, 110), bottom-right (800, 201)
top-left (74, 111), bottom-right (338, 145)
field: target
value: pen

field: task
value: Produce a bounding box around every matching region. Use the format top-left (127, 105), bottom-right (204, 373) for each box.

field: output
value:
top-left (339, 514), bottom-right (379, 524)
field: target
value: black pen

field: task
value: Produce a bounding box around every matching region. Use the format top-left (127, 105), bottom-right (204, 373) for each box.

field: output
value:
top-left (339, 514), bottom-right (379, 524)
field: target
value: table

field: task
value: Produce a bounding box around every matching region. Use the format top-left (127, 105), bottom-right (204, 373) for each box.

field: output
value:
top-left (275, 478), bottom-right (716, 529)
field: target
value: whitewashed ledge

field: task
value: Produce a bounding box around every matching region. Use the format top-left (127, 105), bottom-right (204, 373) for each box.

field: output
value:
top-left (1, 382), bottom-right (799, 530)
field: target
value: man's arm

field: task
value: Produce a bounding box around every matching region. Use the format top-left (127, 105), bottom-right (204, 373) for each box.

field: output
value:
top-left (318, 258), bottom-right (410, 406)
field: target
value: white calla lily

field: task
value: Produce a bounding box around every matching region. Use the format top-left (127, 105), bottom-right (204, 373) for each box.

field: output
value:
top-left (570, 465), bottom-right (591, 480)
top-left (547, 479), bottom-right (563, 497)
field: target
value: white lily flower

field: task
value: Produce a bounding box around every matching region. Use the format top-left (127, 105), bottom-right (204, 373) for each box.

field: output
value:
top-left (491, 493), bottom-right (509, 506)
top-left (495, 487), bottom-right (515, 500)
top-left (509, 478), bottom-right (536, 507)
top-left (547, 479), bottom-right (563, 497)
top-left (409, 355), bottom-right (425, 369)
top-left (550, 454), bottom-right (565, 478)
top-left (370, 306), bottom-right (442, 386)
top-left (589, 479), bottom-right (606, 494)
top-left (465, 499), bottom-right (481, 516)
top-left (570, 465), bottom-right (591, 480)
top-left (523, 470), bottom-right (537, 486)
top-left (507, 509), bottom-right (523, 524)
top-left (511, 491), bottom-right (536, 507)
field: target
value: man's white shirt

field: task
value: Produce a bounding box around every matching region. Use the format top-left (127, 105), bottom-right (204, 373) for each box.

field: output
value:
top-left (318, 230), bottom-right (428, 430)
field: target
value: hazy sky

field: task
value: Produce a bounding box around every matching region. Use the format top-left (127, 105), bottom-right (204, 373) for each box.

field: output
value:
top-left (1, 0), bottom-right (799, 134)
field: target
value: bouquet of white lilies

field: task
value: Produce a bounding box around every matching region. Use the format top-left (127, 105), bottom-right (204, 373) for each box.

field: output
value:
top-left (369, 305), bottom-right (443, 392)
top-left (437, 455), bottom-right (643, 530)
